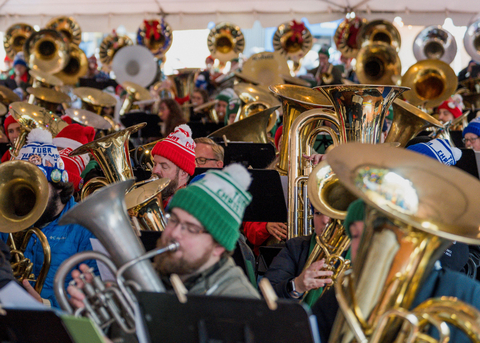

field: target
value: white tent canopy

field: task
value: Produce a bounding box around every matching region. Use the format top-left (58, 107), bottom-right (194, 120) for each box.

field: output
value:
top-left (0, 0), bottom-right (480, 32)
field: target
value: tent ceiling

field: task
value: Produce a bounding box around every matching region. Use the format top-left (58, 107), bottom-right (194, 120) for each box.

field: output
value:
top-left (0, 0), bottom-right (479, 32)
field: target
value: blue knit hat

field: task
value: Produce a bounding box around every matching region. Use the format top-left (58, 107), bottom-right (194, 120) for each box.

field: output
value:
top-left (406, 138), bottom-right (462, 166)
top-left (463, 117), bottom-right (480, 138)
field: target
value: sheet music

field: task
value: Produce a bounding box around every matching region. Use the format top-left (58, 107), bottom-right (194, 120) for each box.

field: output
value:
top-left (0, 281), bottom-right (48, 310)
top-left (90, 238), bottom-right (116, 282)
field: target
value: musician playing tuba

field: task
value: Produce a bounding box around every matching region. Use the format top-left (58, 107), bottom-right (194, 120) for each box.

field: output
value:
top-left (264, 208), bottom-right (334, 306)
top-left (312, 139), bottom-right (475, 343)
top-left (67, 164), bottom-right (260, 314)
top-left (0, 128), bottom-right (99, 307)
top-left (304, 46), bottom-right (343, 86)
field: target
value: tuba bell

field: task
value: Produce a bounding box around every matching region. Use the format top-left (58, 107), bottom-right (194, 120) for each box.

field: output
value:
top-left (208, 106), bottom-right (278, 143)
top-left (0, 160), bottom-right (51, 293)
top-left (464, 18), bottom-right (480, 64)
top-left (54, 43), bottom-right (88, 85)
top-left (326, 142), bottom-right (480, 343)
top-left (207, 22), bottom-right (245, 63)
top-left (99, 31), bottom-right (134, 66)
top-left (137, 18), bottom-right (173, 58)
top-left (29, 69), bottom-right (64, 89)
top-left (45, 16), bottom-right (82, 46)
top-left (23, 29), bottom-right (70, 74)
top-left (26, 86), bottom-right (71, 113)
top-left (69, 123), bottom-right (147, 200)
top-left (272, 20), bottom-right (313, 73)
top-left (167, 68), bottom-right (199, 119)
top-left (334, 16), bottom-right (368, 58)
top-left (413, 26), bottom-right (458, 64)
top-left (3, 23), bottom-right (35, 60)
top-left (355, 43), bottom-right (402, 85)
top-left (402, 59), bottom-right (457, 108)
top-left (384, 98), bottom-right (444, 147)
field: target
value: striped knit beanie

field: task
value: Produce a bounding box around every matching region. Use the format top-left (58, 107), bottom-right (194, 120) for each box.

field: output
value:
top-left (169, 164), bottom-right (253, 251)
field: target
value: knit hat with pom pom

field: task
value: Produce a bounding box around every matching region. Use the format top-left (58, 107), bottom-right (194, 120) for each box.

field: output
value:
top-left (168, 163), bottom-right (253, 251)
top-left (16, 128), bottom-right (68, 183)
top-left (151, 124), bottom-right (196, 176)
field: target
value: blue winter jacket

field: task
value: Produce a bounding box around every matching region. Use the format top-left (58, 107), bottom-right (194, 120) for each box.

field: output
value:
top-left (1, 196), bottom-right (99, 308)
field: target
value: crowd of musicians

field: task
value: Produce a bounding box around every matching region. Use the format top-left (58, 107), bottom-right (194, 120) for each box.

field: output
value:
top-left (2, 15), bottom-right (480, 343)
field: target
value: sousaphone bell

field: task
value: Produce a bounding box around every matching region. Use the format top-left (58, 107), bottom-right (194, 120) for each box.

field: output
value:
top-left (23, 29), bottom-right (70, 74)
top-left (207, 22), bottom-right (245, 63)
top-left (99, 32), bottom-right (134, 66)
top-left (3, 23), bottom-right (35, 60)
top-left (137, 19), bottom-right (173, 58)
top-left (112, 45), bottom-right (157, 87)
top-left (45, 16), bottom-right (82, 46)
top-left (413, 26), bottom-right (457, 64)
top-left (464, 18), bottom-right (480, 64)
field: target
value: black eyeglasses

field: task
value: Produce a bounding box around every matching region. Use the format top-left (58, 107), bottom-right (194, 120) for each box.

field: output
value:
top-left (462, 137), bottom-right (480, 144)
top-left (165, 213), bottom-right (206, 235)
top-left (195, 157), bottom-right (218, 166)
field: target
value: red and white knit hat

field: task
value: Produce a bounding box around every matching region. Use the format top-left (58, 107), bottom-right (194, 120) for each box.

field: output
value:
top-left (3, 114), bottom-right (18, 140)
top-left (53, 124), bottom-right (96, 175)
top-left (151, 124), bottom-right (196, 175)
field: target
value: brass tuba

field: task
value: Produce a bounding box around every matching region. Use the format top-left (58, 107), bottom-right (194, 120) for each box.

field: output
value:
top-left (70, 123), bottom-right (147, 200)
top-left (355, 43), bottom-right (402, 85)
top-left (54, 180), bottom-right (177, 333)
top-left (295, 85), bottom-right (408, 239)
top-left (23, 29), bottom-right (70, 74)
top-left (208, 106), bottom-right (278, 143)
top-left (99, 32), bottom-right (134, 66)
top-left (357, 19), bottom-right (401, 52)
top-left (413, 26), bottom-right (457, 64)
top-left (119, 81), bottom-right (152, 116)
top-left (3, 23), bottom-right (35, 60)
top-left (45, 16), bottom-right (82, 46)
top-left (402, 59), bottom-right (457, 109)
top-left (334, 16), bottom-right (368, 58)
top-left (125, 177), bottom-right (170, 232)
top-left (207, 22), bottom-right (245, 63)
top-left (326, 142), bottom-right (480, 343)
top-left (54, 43), bottom-right (88, 85)
top-left (0, 160), bottom-right (51, 293)
top-left (137, 19), bottom-right (173, 58)
top-left (167, 68), bottom-right (199, 119)
top-left (384, 98), bottom-right (444, 147)
top-left (272, 20), bottom-right (313, 72)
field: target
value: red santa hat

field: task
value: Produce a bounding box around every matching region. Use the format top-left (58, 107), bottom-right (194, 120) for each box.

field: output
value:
top-left (437, 95), bottom-right (464, 119)
top-left (53, 124), bottom-right (96, 175)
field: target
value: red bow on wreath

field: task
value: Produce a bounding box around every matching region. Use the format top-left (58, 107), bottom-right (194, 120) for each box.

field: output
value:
top-left (144, 20), bottom-right (161, 40)
top-left (289, 20), bottom-right (306, 44)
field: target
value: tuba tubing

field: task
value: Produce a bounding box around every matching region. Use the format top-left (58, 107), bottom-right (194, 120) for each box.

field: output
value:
top-left (58, 180), bottom-right (166, 293)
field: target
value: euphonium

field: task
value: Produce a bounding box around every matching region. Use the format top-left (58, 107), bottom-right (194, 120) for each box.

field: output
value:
top-left (326, 143), bottom-right (480, 343)
top-left (70, 123), bottom-right (147, 200)
top-left (384, 98), bottom-right (444, 147)
top-left (54, 180), bottom-right (177, 333)
top-left (0, 160), bottom-right (51, 293)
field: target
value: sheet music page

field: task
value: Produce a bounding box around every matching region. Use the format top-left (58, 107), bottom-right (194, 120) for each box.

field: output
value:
top-left (0, 281), bottom-right (48, 310)
top-left (90, 238), bottom-right (116, 282)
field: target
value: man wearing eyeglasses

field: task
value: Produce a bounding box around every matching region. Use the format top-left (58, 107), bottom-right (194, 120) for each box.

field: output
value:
top-left (151, 124), bottom-right (196, 207)
top-left (463, 118), bottom-right (480, 152)
top-left (194, 137), bottom-right (224, 169)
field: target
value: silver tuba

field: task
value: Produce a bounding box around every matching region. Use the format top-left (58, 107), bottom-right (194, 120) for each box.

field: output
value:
top-left (464, 18), bottom-right (480, 63)
top-left (413, 26), bottom-right (457, 64)
top-left (54, 180), bottom-right (178, 333)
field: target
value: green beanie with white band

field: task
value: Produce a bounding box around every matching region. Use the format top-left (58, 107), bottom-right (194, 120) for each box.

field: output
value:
top-left (169, 164), bottom-right (253, 251)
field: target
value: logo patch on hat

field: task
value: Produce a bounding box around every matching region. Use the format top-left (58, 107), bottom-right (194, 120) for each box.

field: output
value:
top-left (51, 169), bottom-right (62, 183)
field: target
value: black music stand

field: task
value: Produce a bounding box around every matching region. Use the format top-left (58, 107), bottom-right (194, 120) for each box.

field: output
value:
top-left (0, 309), bottom-right (104, 343)
top-left (218, 142), bottom-right (276, 169)
top-left (191, 168), bottom-right (287, 223)
top-left (189, 122), bottom-right (224, 139)
top-left (120, 112), bottom-right (161, 140)
top-left (456, 148), bottom-right (480, 179)
top-left (78, 77), bottom-right (118, 90)
top-left (137, 292), bottom-right (320, 343)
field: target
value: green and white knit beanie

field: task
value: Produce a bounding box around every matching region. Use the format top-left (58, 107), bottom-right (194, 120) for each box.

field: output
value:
top-left (215, 88), bottom-right (237, 104)
top-left (169, 163), bottom-right (252, 251)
